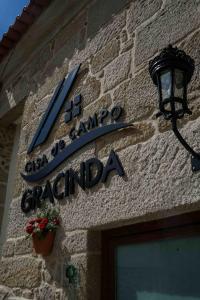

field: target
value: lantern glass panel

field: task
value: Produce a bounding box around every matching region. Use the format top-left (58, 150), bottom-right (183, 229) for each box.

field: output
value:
top-left (174, 69), bottom-right (185, 112)
top-left (174, 68), bottom-right (184, 96)
top-left (160, 69), bottom-right (172, 101)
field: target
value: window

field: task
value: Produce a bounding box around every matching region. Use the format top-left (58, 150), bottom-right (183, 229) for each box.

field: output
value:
top-left (102, 212), bottom-right (200, 300)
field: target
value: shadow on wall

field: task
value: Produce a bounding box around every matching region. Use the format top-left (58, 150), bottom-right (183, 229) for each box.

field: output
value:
top-left (42, 226), bottom-right (101, 300)
top-left (41, 226), bottom-right (69, 292)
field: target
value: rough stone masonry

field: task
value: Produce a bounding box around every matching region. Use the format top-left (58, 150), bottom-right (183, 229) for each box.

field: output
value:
top-left (0, 0), bottom-right (200, 299)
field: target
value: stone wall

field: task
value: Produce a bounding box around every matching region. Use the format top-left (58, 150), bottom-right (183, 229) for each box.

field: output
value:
top-left (0, 0), bottom-right (200, 299)
top-left (0, 125), bottom-right (15, 231)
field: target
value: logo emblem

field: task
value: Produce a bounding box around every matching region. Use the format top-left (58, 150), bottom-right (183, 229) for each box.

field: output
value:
top-left (21, 65), bottom-right (130, 183)
top-left (27, 65), bottom-right (80, 154)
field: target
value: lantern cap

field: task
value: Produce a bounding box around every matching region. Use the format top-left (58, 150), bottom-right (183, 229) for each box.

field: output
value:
top-left (149, 45), bottom-right (195, 86)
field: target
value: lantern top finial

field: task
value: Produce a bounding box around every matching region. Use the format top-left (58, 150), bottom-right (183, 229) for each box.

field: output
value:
top-left (149, 44), bottom-right (195, 85)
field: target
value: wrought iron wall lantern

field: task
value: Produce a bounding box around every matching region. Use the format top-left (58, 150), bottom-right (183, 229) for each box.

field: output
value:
top-left (149, 44), bottom-right (200, 172)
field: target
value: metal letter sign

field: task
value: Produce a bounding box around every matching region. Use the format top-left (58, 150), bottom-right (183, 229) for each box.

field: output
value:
top-left (22, 122), bottom-right (128, 182)
top-left (27, 65), bottom-right (80, 154)
top-left (21, 65), bottom-right (130, 184)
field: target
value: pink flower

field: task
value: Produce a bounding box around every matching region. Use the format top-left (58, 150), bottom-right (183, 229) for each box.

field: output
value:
top-left (53, 218), bottom-right (60, 225)
top-left (35, 218), bottom-right (42, 223)
top-left (39, 223), bottom-right (46, 230)
top-left (29, 219), bottom-right (36, 225)
top-left (41, 218), bottom-right (48, 225)
top-left (26, 225), bottom-right (33, 234)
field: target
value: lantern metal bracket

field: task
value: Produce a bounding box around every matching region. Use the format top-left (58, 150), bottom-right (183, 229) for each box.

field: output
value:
top-left (149, 45), bottom-right (198, 173)
top-left (171, 117), bottom-right (200, 172)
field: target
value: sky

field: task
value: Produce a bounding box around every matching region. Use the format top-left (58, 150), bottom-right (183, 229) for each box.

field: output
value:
top-left (0, 0), bottom-right (30, 39)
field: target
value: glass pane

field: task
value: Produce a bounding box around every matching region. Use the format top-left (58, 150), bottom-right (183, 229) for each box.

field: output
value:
top-left (160, 70), bottom-right (172, 100)
top-left (116, 236), bottom-right (200, 300)
top-left (174, 69), bottom-right (184, 100)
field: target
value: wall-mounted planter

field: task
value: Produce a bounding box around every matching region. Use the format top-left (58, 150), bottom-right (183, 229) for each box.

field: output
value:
top-left (32, 231), bottom-right (55, 256)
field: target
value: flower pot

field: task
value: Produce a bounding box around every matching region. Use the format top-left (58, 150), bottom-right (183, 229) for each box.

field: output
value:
top-left (32, 231), bottom-right (55, 256)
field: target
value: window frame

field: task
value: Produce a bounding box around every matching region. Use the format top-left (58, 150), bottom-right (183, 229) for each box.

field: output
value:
top-left (101, 211), bottom-right (200, 300)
